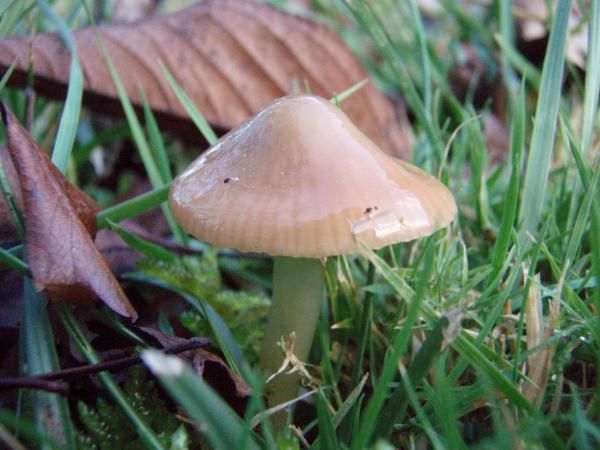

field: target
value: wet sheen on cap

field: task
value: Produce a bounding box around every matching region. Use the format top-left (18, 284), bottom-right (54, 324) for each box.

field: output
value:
top-left (170, 95), bottom-right (457, 257)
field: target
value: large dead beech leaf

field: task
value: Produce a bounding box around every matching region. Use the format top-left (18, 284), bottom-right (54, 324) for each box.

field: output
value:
top-left (0, 0), bottom-right (409, 157)
top-left (0, 105), bottom-right (137, 319)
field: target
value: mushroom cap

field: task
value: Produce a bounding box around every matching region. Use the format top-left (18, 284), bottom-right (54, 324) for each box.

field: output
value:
top-left (170, 95), bottom-right (456, 257)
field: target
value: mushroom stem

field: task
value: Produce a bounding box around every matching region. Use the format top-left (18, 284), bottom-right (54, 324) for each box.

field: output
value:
top-left (259, 256), bottom-right (325, 422)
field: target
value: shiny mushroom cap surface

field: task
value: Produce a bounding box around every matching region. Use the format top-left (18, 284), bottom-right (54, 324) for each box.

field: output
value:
top-left (170, 95), bottom-right (456, 257)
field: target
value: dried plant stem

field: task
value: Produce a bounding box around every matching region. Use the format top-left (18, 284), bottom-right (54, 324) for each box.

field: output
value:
top-left (0, 337), bottom-right (210, 393)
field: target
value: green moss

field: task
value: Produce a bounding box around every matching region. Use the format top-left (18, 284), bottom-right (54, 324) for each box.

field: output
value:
top-left (75, 366), bottom-right (194, 450)
top-left (139, 251), bottom-right (269, 361)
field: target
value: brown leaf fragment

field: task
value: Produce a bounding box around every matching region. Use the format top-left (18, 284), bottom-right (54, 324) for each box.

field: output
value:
top-left (523, 272), bottom-right (559, 407)
top-left (140, 327), bottom-right (250, 413)
top-left (0, 104), bottom-right (137, 319)
top-left (0, 0), bottom-right (409, 157)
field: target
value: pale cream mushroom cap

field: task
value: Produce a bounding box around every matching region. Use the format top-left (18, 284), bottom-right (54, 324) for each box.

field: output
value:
top-left (170, 95), bottom-right (456, 257)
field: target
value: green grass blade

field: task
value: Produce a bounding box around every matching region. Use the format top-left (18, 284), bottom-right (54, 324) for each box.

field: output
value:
top-left (494, 34), bottom-right (542, 89)
top-left (0, 0), bottom-right (34, 38)
top-left (58, 306), bottom-right (165, 450)
top-left (490, 85), bottom-right (525, 279)
top-left (0, 409), bottom-right (62, 450)
top-left (518, 0), bottom-right (572, 247)
top-left (304, 373), bottom-right (368, 446)
top-left (160, 63), bottom-right (218, 146)
top-left (0, 246), bottom-right (29, 274)
top-left (140, 90), bottom-right (173, 183)
top-left (341, 0), bottom-right (444, 154)
top-left (22, 279), bottom-right (75, 450)
top-left (582, 0), bottom-right (600, 155)
top-left (351, 243), bottom-right (435, 449)
top-left (0, 62), bottom-right (16, 92)
top-left (329, 79), bottom-right (368, 105)
top-left (408, 0), bottom-right (432, 116)
top-left (80, 5), bottom-right (184, 243)
top-left (451, 334), bottom-right (533, 413)
top-left (107, 220), bottom-right (177, 262)
top-left (142, 350), bottom-right (260, 450)
top-left (96, 184), bottom-right (170, 229)
top-left (561, 125), bottom-right (599, 264)
top-left (349, 263), bottom-right (374, 389)
top-left (375, 316), bottom-right (448, 439)
top-left (423, 370), bottom-right (468, 450)
top-left (315, 391), bottom-right (339, 450)
top-left (36, 0), bottom-right (83, 174)
top-left (95, 51), bottom-right (162, 186)
top-left (499, 0), bottom-right (517, 90)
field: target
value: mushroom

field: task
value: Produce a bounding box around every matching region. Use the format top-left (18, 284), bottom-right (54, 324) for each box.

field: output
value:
top-left (169, 95), bottom-right (456, 417)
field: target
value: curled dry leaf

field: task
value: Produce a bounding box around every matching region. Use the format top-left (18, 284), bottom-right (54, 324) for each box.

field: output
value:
top-left (523, 273), bottom-right (560, 407)
top-left (140, 327), bottom-right (250, 414)
top-left (0, 0), bottom-right (409, 157)
top-left (0, 104), bottom-right (137, 319)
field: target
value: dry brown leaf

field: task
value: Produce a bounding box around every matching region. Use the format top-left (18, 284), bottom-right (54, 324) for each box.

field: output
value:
top-left (523, 273), bottom-right (560, 407)
top-left (0, 0), bottom-right (409, 157)
top-left (140, 327), bottom-right (250, 414)
top-left (0, 104), bottom-right (137, 319)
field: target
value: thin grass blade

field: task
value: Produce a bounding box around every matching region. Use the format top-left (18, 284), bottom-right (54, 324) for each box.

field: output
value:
top-left (375, 316), bottom-right (448, 439)
top-left (518, 0), bottom-right (572, 246)
top-left (142, 350), bottom-right (260, 450)
top-left (0, 246), bottom-right (28, 274)
top-left (22, 280), bottom-right (75, 450)
top-left (36, 0), bottom-right (83, 174)
top-left (351, 243), bottom-right (435, 449)
top-left (0, 62), bottom-right (16, 92)
top-left (58, 306), bottom-right (165, 450)
top-left (107, 219), bottom-right (177, 262)
top-left (140, 90), bottom-right (173, 182)
top-left (96, 184), bottom-right (170, 229)
top-left (160, 63), bottom-right (218, 146)
top-left (315, 391), bottom-right (339, 450)
top-left (582, 0), bottom-right (600, 155)
top-left (0, 409), bottom-right (62, 450)
top-left (490, 85), bottom-right (525, 279)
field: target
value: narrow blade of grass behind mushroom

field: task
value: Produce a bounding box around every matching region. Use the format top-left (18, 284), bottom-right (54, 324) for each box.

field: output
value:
top-left (35, 0), bottom-right (83, 175)
top-left (79, 2), bottom-right (186, 245)
top-left (96, 184), bottom-right (170, 229)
